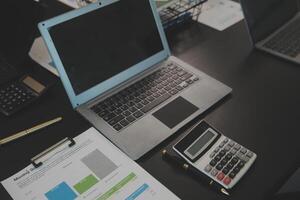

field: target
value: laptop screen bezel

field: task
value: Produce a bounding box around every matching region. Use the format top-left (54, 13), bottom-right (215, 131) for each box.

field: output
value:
top-left (240, 0), bottom-right (299, 45)
top-left (38, 0), bottom-right (170, 108)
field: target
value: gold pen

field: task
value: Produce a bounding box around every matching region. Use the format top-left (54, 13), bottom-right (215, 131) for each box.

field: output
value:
top-left (0, 117), bottom-right (63, 146)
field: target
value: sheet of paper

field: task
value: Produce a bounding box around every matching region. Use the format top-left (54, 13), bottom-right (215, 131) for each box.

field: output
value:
top-left (197, 0), bottom-right (244, 31)
top-left (29, 37), bottom-right (59, 76)
top-left (1, 128), bottom-right (179, 200)
top-left (156, 0), bottom-right (178, 11)
top-left (58, 0), bottom-right (80, 8)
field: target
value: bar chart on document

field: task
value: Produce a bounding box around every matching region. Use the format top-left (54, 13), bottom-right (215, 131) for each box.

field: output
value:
top-left (1, 128), bottom-right (179, 200)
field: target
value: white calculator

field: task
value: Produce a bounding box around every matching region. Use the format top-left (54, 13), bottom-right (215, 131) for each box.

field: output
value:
top-left (173, 120), bottom-right (257, 189)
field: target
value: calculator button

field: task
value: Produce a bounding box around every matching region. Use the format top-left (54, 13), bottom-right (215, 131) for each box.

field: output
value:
top-left (223, 177), bottom-right (231, 185)
top-left (222, 167), bottom-right (230, 175)
top-left (214, 155), bottom-right (222, 162)
top-left (211, 169), bottom-right (218, 177)
top-left (219, 150), bottom-right (226, 157)
top-left (220, 158), bottom-right (228, 166)
top-left (231, 157), bottom-right (239, 164)
top-left (209, 159), bottom-right (217, 167)
top-left (229, 172), bottom-right (236, 179)
top-left (217, 172), bottom-right (225, 181)
top-left (213, 147), bottom-right (220, 153)
top-left (223, 138), bottom-right (229, 143)
top-left (236, 152), bottom-right (244, 160)
top-left (230, 149), bottom-right (237, 155)
top-left (237, 161), bottom-right (245, 168)
top-left (226, 162), bottom-right (234, 170)
top-left (224, 145), bottom-right (231, 151)
top-left (241, 155), bottom-right (250, 163)
top-left (225, 153), bottom-right (233, 160)
top-left (204, 165), bottom-right (212, 173)
top-left (233, 144), bottom-right (241, 150)
top-left (219, 142), bottom-right (225, 148)
top-left (246, 151), bottom-right (254, 158)
top-left (209, 152), bottom-right (216, 158)
top-left (216, 163), bottom-right (224, 170)
top-left (240, 147), bottom-right (247, 154)
top-left (233, 166), bottom-right (240, 174)
top-left (228, 141), bottom-right (235, 147)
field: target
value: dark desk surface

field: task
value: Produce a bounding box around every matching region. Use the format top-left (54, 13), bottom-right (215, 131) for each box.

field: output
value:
top-left (1, 1), bottom-right (300, 200)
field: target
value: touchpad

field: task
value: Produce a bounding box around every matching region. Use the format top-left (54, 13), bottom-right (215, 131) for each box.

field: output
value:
top-left (152, 96), bottom-right (199, 129)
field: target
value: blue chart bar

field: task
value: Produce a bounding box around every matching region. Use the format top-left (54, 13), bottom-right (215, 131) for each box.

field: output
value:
top-left (126, 183), bottom-right (149, 200)
top-left (45, 182), bottom-right (77, 200)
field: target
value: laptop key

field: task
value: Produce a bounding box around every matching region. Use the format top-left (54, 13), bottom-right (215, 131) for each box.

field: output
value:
top-left (141, 99), bottom-right (149, 105)
top-left (123, 110), bottom-right (131, 117)
top-left (175, 85), bottom-right (183, 91)
top-left (133, 111), bottom-right (143, 118)
top-left (108, 106), bottom-right (117, 112)
top-left (147, 96), bottom-right (155, 101)
top-left (169, 89), bottom-right (178, 95)
top-left (135, 103), bottom-right (143, 109)
top-left (141, 93), bottom-right (171, 113)
top-left (113, 123), bottom-right (123, 131)
top-left (126, 115), bottom-right (136, 122)
top-left (153, 93), bottom-right (160, 98)
top-left (129, 106), bottom-right (137, 113)
top-left (121, 105), bottom-right (128, 111)
top-left (158, 89), bottom-right (167, 95)
top-left (180, 73), bottom-right (193, 81)
top-left (139, 94), bottom-right (147, 99)
top-left (98, 110), bottom-right (110, 117)
top-left (114, 109), bottom-right (123, 115)
top-left (103, 113), bottom-right (116, 121)
top-left (120, 119), bottom-right (129, 127)
top-left (108, 114), bottom-right (125, 125)
top-left (127, 101), bottom-right (135, 107)
top-left (133, 98), bottom-right (141, 103)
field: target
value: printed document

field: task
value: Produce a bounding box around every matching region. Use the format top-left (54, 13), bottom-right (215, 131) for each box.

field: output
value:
top-left (1, 128), bottom-right (179, 200)
top-left (197, 0), bottom-right (244, 31)
top-left (29, 37), bottom-right (58, 76)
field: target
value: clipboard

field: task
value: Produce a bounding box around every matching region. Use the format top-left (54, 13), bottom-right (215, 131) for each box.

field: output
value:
top-left (2, 128), bottom-right (180, 200)
top-left (31, 137), bottom-right (76, 168)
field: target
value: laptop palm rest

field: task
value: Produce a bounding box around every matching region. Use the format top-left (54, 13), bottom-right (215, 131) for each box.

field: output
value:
top-left (152, 96), bottom-right (199, 129)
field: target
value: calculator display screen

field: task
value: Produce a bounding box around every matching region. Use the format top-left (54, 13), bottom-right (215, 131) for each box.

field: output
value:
top-left (22, 76), bottom-right (45, 94)
top-left (186, 130), bottom-right (215, 157)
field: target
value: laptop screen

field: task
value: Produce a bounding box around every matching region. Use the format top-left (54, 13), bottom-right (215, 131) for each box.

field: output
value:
top-left (240, 0), bottom-right (299, 43)
top-left (49, 0), bottom-right (163, 95)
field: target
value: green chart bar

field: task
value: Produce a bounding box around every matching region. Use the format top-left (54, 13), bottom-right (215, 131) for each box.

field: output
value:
top-left (97, 173), bottom-right (136, 200)
top-left (74, 174), bottom-right (99, 194)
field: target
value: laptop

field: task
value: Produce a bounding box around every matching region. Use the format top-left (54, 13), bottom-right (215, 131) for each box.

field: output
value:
top-left (240, 0), bottom-right (300, 64)
top-left (39, 0), bottom-right (231, 160)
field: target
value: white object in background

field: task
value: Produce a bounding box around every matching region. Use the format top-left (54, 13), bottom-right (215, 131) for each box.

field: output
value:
top-left (197, 0), bottom-right (244, 31)
top-left (1, 128), bottom-right (179, 200)
top-left (58, 0), bottom-right (80, 8)
top-left (156, 0), bottom-right (178, 11)
top-left (29, 37), bottom-right (59, 76)
top-left (58, 0), bottom-right (98, 8)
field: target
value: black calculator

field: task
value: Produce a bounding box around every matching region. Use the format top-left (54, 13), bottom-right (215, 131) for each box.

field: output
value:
top-left (0, 75), bottom-right (47, 116)
top-left (173, 120), bottom-right (257, 190)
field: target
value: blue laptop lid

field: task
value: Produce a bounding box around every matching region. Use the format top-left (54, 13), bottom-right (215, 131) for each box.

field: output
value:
top-left (38, 0), bottom-right (170, 108)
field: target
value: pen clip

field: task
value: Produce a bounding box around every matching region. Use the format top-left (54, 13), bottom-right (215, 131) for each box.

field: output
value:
top-left (31, 137), bottom-right (76, 168)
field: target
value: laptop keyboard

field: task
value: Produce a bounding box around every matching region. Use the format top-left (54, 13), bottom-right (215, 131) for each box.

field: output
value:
top-left (91, 62), bottom-right (199, 131)
top-left (263, 18), bottom-right (300, 57)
